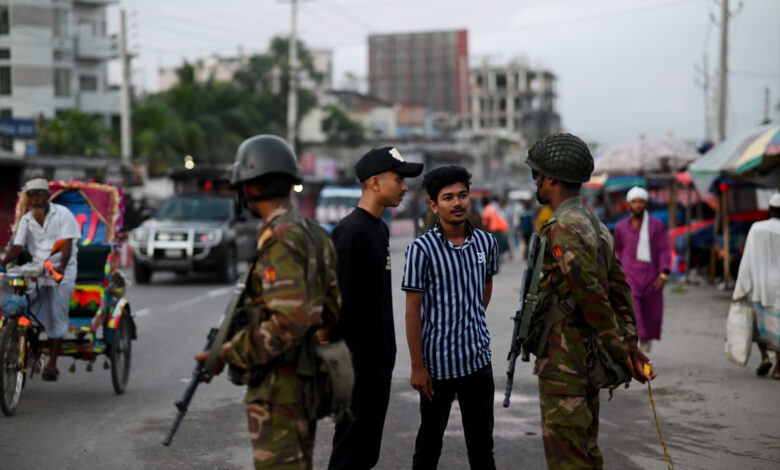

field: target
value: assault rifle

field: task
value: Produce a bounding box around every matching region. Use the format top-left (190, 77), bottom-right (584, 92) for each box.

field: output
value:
top-left (503, 232), bottom-right (544, 408)
top-left (163, 271), bottom-right (249, 446)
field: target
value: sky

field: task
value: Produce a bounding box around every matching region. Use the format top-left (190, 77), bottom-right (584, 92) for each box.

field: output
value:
top-left (107, 0), bottom-right (780, 148)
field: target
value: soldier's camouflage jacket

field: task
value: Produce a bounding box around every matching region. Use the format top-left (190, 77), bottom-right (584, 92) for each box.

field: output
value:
top-left (220, 201), bottom-right (341, 405)
top-left (534, 197), bottom-right (637, 396)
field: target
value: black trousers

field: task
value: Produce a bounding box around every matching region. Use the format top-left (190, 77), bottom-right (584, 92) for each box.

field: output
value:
top-left (328, 371), bottom-right (392, 470)
top-left (412, 364), bottom-right (496, 470)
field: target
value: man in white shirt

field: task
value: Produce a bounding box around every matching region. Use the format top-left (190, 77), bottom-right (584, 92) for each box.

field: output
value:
top-left (733, 192), bottom-right (780, 379)
top-left (1, 178), bottom-right (81, 381)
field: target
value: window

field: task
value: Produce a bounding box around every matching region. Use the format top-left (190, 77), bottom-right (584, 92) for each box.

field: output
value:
top-left (79, 74), bottom-right (98, 92)
top-left (0, 6), bottom-right (9, 35)
top-left (53, 50), bottom-right (72, 62)
top-left (54, 68), bottom-right (71, 97)
top-left (496, 73), bottom-right (507, 89)
top-left (78, 20), bottom-right (96, 38)
top-left (0, 108), bottom-right (11, 151)
top-left (0, 66), bottom-right (11, 95)
top-left (53, 9), bottom-right (68, 38)
top-left (0, 49), bottom-right (9, 60)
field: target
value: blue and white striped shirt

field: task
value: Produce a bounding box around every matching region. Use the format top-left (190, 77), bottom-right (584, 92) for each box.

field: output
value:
top-left (402, 223), bottom-right (499, 379)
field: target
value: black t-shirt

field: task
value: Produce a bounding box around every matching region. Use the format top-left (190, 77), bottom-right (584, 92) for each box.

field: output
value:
top-left (330, 207), bottom-right (396, 380)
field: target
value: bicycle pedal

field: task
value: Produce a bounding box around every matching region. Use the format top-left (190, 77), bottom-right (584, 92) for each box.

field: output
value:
top-left (86, 362), bottom-right (93, 372)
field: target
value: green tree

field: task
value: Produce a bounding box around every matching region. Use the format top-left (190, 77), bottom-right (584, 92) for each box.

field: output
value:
top-left (37, 110), bottom-right (118, 157)
top-left (321, 105), bottom-right (364, 147)
top-left (132, 36), bottom-right (323, 174)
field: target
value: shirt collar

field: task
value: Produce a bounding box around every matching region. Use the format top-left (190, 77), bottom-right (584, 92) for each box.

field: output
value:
top-left (432, 220), bottom-right (474, 248)
top-left (541, 197), bottom-right (583, 234)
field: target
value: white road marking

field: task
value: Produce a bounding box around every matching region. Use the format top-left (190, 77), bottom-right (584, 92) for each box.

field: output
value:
top-left (135, 308), bottom-right (152, 317)
top-left (208, 287), bottom-right (232, 297)
top-left (133, 287), bottom-right (232, 319)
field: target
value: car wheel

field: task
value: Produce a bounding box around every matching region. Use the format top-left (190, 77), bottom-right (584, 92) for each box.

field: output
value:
top-left (217, 246), bottom-right (238, 284)
top-left (133, 259), bottom-right (151, 284)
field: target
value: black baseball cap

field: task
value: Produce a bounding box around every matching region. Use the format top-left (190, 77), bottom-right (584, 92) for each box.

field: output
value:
top-left (355, 147), bottom-right (424, 182)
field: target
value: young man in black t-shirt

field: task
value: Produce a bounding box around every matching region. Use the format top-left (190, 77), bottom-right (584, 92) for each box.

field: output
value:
top-left (323, 147), bottom-right (423, 470)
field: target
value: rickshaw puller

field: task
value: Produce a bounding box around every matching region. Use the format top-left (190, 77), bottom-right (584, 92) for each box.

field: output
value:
top-left (1, 178), bottom-right (81, 381)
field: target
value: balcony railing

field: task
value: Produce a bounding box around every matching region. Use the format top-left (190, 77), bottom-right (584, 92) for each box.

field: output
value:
top-left (75, 35), bottom-right (119, 60)
top-left (78, 91), bottom-right (120, 115)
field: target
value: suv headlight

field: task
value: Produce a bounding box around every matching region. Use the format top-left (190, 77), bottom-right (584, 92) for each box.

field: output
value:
top-left (130, 228), bottom-right (149, 244)
top-left (195, 230), bottom-right (221, 244)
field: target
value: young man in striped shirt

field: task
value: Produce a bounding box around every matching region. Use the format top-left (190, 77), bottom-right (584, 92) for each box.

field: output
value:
top-left (402, 165), bottom-right (499, 470)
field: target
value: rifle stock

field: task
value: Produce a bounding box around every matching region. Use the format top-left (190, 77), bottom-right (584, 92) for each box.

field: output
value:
top-left (503, 233), bottom-right (541, 408)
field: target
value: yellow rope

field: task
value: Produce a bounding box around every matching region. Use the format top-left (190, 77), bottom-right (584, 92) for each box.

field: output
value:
top-left (645, 364), bottom-right (674, 470)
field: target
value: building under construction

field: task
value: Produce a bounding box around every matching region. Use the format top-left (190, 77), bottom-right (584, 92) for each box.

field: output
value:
top-left (368, 29), bottom-right (470, 115)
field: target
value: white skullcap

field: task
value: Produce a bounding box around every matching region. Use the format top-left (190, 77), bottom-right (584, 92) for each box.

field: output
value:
top-left (24, 178), bottom-right (49, 193)
top-left (626, 186), bottom-right (649, 202)
top-left (770, 192), bottom-right (780, 208)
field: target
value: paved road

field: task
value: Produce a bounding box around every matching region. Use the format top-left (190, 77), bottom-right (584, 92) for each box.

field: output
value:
top-left (1, 235), bottom-right (778, 469)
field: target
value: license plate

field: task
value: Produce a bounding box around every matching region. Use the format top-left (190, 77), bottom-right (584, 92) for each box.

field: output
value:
top-left (164, 249), bottom-right (183, 258)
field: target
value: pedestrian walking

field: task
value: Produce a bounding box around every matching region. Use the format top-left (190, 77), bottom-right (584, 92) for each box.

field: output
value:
top-left (613, 186), bottom-right (672, 352)
top-left (524, 133), bottom-right (655, 469)
top-left (482, 196), bottom-right (510, 259)
top-left (518, 199), bottom-right (535, 259)
top-left (195, 135), bottom-right (341, 469)
top-left (402, 165), bottom-right (499, 470)
top-left (324, 147), bottom-right (423, 469)
top-left (732, 193), bottom-right (780, 379)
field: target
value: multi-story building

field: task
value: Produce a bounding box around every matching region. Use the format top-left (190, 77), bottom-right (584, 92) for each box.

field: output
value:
top-left (368, 29), bottom-right (469, 115)
top-left (470, 60), bottom-right (561, 144)
top-left (0, 0), bottom-right (120, 156)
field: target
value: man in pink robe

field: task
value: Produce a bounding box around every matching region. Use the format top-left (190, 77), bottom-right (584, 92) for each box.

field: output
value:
top-left (614, 186), bottom-right (671, 352)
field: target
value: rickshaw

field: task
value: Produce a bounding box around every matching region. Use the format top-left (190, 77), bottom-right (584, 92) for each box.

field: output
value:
top-left (0, 181), bottom-right (136, 416)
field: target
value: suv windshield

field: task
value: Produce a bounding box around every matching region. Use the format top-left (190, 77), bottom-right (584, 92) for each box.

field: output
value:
top-left (155, 197), bottom-right (231, 221)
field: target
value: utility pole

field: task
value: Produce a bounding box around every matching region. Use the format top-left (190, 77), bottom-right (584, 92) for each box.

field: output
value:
top-left (286, 0), bottom-right (298, 151)
top-left (119, 9), bottom-right (133, 165)
top-left (761, 86), bottom-right (771, 125)
top-left (715, 0), bottom-right (728, 142)
top-left (694, 54), bottom-right (711, 141)
top-left (714, 0), bottom-right (742, 142)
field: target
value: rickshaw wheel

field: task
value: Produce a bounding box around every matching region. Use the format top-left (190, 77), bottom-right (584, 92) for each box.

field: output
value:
top-left (110, 314), bottom-right (132, 394)
top-left (0, 320), bottom-right (26, 416)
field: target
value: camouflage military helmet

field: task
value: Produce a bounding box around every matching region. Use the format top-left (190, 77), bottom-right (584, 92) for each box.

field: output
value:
top-left (230, 135), bottom-right (303, 187)
top-left (526, 133), bottom-right (594, 184)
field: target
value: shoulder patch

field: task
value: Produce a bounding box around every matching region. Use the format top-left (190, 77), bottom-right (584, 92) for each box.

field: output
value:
top-left (553, 244), bottom-right (564, 260)
top-left (263, 266), bottom-right (278, 283)
top-left (257, 229), bottom-right (273, 250)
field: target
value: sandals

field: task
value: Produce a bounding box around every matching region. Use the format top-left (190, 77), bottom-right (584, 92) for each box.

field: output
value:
top-left (756, 359), bottom-right (772, 376)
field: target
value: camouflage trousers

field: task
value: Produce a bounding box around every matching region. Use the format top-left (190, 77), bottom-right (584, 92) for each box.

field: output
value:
top-left (538, 378), bottom-right (602, 470)
top-left (246, 401), bottom-right (316, 470)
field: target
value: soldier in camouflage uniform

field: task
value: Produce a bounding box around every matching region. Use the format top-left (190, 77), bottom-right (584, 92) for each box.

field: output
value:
top-left (196, 135), bottom-right (341, 469)
top-left (526, 133), bottom-right (656, 469)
